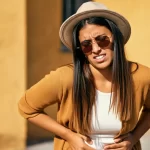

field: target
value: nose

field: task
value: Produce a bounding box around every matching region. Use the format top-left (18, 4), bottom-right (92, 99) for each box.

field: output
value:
top-left (91, 39), bottom-right (101, 53)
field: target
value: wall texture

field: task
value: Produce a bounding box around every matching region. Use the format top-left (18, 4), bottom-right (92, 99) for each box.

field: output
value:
top-left (0, 0), bottom-right (26, 150)
top-left (26, 0), bottom-right (72, 141)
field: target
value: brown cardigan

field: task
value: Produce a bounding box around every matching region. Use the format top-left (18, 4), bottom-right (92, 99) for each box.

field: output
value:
top-left (18, 63), bottom-right (150, 150)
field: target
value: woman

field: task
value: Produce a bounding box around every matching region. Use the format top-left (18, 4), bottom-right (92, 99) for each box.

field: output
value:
top-left (18, 2), bottom-right (150, 150)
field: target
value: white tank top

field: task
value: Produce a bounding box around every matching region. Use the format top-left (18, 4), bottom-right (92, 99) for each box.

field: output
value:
top-left (85, 90), bottom-right (121, 150)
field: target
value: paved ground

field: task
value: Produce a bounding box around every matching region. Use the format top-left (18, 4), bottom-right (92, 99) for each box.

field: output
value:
top-left (27, 130), bottom-right (150, 150)
top-left (27, 141), bottom-right (53, 150)
top-left (140, 130), bottom-right (150, 150)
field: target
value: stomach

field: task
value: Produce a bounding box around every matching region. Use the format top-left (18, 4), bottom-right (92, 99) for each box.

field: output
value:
top-left (84, 134), bottom-right (115, 150)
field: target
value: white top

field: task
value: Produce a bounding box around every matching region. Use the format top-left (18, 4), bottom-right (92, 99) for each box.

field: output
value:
top-left (85, 90), bottom-right (121, 150)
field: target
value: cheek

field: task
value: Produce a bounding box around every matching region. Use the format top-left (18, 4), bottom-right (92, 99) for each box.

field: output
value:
top-left (108, 50), bottom-right (114, 59)
top-left (84, 53), bottom-right (91, 59)
top-left (86, 55), bottom-right (93, 63)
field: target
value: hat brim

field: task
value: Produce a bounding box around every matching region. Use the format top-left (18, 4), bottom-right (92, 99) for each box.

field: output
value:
top-left (59, 9), bottom-right (131, 50)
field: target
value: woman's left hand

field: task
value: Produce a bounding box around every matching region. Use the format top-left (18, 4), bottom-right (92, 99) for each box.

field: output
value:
top-left (104, 133), bottom-right (136, 150)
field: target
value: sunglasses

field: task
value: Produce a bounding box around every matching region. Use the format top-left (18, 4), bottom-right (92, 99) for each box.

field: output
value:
top-left (80, 35), bottom-right (112, 53)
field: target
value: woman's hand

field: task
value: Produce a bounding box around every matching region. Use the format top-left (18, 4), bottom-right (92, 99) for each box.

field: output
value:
top-left (66, 131), bottom-right (95, 150)
top-left (104, 133), bottom-right (135, 150)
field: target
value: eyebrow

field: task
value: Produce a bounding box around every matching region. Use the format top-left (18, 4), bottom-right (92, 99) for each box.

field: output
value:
top-left (80, 39), bottom-right (91, 44)
top-left (80, 34), bottom-right (106, 43)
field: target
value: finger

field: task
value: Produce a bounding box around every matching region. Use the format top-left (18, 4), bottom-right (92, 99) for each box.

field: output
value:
top-left (85, 136), bottom-right (93, 144)
top-left (104, 143), bottom-right (122, 149)
top-left (114, 138), bottom-right (123, 143)
top-left (78, 133), bottom-right (93, 144)
top-left (114, 133), bottom-right (129, 143)
top-left (84, 144), bottom-right (96, 150)
top-left (104, 148), bottom-right (122, 150)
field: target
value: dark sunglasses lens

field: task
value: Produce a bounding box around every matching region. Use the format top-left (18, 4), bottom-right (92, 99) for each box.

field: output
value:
top-left (82, 45), bottom-right (92, 53)
top-left (96, 36), bottom-right (110, 48)
top-left (80, 36), bottom-right (111, 53)
top-left (81, 41), bottom-right (92, 53)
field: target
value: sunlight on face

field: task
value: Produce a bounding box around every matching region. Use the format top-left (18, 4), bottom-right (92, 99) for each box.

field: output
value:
top-left (79, 24), bottom-right (114, 71)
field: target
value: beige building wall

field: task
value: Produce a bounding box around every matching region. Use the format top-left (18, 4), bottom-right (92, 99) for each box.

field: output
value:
top-left (95, 0), bottom-right (150, 67)
top-left (0, 0), bottom-right (26, 150)
top-left (27, 0), bottom-right (72, 140)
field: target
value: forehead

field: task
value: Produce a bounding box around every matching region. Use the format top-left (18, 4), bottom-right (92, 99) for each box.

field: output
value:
top-left (79, 24), bottom-right (111, 41)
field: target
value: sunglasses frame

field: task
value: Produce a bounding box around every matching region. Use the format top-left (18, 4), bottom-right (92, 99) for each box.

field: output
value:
top-left (79, 34), bottom-right (112, 53)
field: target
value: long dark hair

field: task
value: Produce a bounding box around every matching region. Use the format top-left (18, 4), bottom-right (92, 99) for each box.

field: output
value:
top-left (69, 17), bottom-right (133, 134)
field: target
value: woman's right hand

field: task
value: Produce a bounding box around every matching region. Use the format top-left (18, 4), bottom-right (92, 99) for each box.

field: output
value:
top-left (66, 131), bottom-right (95, 150)
top-left (27, 113), bottom-right (95, 149)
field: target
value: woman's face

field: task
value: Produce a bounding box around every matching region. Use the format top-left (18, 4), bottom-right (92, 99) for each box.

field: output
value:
top-left (79, 24), bottom-right (114, 71)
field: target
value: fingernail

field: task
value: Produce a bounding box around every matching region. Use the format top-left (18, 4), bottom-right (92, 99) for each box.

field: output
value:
top-left (86, 139), bottom-right (93, 145)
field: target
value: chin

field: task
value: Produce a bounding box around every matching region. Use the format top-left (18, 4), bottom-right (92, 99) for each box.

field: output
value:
top-left (95, 62), bottom-right (112, 70)
top-left (97, 66), bottom-right (110, 70)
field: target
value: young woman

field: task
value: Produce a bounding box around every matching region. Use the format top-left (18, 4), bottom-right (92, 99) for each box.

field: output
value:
top-left (18, 2), bottom-right (150, 150)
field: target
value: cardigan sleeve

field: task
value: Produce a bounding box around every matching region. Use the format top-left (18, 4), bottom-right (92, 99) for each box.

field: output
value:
top-left (18, 67), bottom-right (63, 119)
top-left (143, 68), bottom-right (150, 111)
top-left (143, 86), bottom-right (150, 111)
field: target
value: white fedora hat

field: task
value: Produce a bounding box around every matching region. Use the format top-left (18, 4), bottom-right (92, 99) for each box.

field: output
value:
top-left (59, 1), bottom-right (131, 50)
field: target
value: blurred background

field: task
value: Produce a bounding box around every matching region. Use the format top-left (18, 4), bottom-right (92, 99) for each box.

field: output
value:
top-left (0, 0), bottom-right (150, 150)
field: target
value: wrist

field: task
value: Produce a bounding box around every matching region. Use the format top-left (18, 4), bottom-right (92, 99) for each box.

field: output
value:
top-left (130, 131), bottom-right (138, 145)
top-left (62, 128), bottom-right (74, 141)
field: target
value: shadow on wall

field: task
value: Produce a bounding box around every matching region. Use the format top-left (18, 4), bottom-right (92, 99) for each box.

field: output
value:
top-left (26, 0), bottom-right (72, 145)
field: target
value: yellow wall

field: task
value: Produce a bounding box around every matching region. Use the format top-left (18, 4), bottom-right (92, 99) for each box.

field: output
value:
top-left (27, 0), bottom-right (72, 140)
top-left (95, 0), bottom-right (150, 67)
top-left (0, 0), bottom-right (26, 150)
